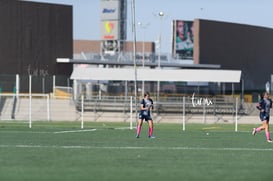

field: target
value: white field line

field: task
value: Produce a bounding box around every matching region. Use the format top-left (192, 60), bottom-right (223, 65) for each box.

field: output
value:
top-left (113, 127), bottom-right (133, 130)
top-left (0, 144), bottom-right (273, 151)
top-left (0, 130), bottom-right (250, 134)
top-left (54, 129), bottom-right (97, 134)
top-left (53, 127), bottom-right (131, 134)
top-left (0, 127), bottom-right (130, 134)
top-left (0, 131), bottom-right (52, 134)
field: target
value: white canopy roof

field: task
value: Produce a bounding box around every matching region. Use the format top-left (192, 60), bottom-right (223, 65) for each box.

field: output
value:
top-left (71, 67), bottom-right (241, 83)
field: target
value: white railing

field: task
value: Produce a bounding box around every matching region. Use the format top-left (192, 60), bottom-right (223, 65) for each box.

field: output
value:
top-left (0, 93), bottom-right (50, 128)
top-left (0, 94), bottom-right (248, 132)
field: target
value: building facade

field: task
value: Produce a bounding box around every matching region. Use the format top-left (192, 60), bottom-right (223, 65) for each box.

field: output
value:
top-left (0, 0), bottom-right (73, 92)
top-left (194, 19), bottom-right (273, 93)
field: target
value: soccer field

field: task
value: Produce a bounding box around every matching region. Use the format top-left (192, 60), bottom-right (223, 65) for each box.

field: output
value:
top-left (1, 121), bottom-right (273, 181)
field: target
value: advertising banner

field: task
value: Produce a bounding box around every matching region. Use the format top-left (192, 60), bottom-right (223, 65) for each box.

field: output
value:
top-left (100, 0), bottom-right (120, 20)
top-left (173, 20), bottom-right (194, 59)
top-left (100, 20), bottom-right (119, 40)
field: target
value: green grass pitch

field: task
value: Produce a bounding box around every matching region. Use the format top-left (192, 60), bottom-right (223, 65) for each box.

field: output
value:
top-left (1, 121), bottom-right (273, 181)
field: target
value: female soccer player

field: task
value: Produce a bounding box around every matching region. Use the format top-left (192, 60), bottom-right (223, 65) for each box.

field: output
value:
top-left (136, 92), bottom-right (155, 139)
top-left (252, 92), bottom-right (273, 142)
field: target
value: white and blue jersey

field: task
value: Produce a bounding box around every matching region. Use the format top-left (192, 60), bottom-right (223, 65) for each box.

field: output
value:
top-left (256, 98), bottom-right (272, 121)
top-left (139, 98), bottom-right (153, 121)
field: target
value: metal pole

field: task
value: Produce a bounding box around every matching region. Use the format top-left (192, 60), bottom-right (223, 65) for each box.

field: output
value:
top-left (158, 11), bottom-right (164, 68)
top-left (47, 94), bottom-right (50, 121)
top-left (141, 23), bottom-right (145, 96)
top-left (138, 22), bottom-right (149, 96)
top-left (81, 95), bottom-right (84, 129)
top-left (131, 0), bottom-right (138, 123)
top-left (157, 11), bottom-right (164, 103)
top-left (29, 75), bottom-right (32, 128)
top-left (130, 96), bottom-right (133, 130)
top-left (16, 74), bottom-right (19, 98)
top-left (182, 96), bottom-right (185, 131)
top-left (53, 75), bottom-right (56, 98)
top-left (235, 97), bottom-right (238, 132)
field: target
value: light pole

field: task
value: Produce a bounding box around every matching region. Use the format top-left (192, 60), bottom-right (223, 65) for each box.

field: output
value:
top-left (157, 11), bottom-right (164, 103)
top-left (131, 0), bottom-right (138, 124)
top-left (158, 11), bottom-right (164, 68)
top-left (138, 22), bottom-right (150, 96)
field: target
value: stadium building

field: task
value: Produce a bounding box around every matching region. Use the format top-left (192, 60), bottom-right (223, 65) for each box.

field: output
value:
top-left (1, 0), bottom-right (273, 101)
top-left (72, 16), bottom-right (273, 101)
top-left (0, 0), bottom-right (73, 93)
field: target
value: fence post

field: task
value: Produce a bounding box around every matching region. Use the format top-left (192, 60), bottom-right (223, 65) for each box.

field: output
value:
top-left (53, 75), bottom-right (56, 98)
top-left (47, 94), bottom-right (51, 121)
top-left (29, 75), bottom-right (32, 128)
top-left (203, 100), bottom-right (206, 124)
top-left (16, 74), bottom-right (19, 98)
top-left (182, 96), bottom-right (185, 131)
top-left (81, 95), bottom-right (84, 129)
top-left (130, 96), bottom-right (133, 130)
top-left (235, 97), bottom-right (238, 132)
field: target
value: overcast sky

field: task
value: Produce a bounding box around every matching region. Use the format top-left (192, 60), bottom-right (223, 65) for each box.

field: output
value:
top-left (24, 0), bottom-right (273, 53)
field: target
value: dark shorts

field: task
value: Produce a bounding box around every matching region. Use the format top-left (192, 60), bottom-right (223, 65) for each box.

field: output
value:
top-left (260, 112), bottom-right (270, 122)
top-left (139, 114), bottom-right (152, 121)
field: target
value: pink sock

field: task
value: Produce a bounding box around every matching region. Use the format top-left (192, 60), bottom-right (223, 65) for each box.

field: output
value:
top-left (255, 128), bottom-right (262, 132)
top-left (136, 125), bottom-right (141, 135)
top-left (149, 127), bottom-right (153, 137)
top-left (266, 131), bottom-right (271, 140)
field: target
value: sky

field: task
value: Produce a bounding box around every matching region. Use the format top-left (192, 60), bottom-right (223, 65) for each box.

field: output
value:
top-left (24, 0), bottom-right (273, 53)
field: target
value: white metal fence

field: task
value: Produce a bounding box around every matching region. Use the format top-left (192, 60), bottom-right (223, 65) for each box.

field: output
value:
top-left (0, 93), bottom-right (255, 131)
top-left (0, 93), bottom-right (50, 128)
top-left (75, 95), bottom-right (244, 131)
